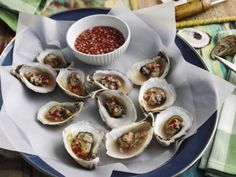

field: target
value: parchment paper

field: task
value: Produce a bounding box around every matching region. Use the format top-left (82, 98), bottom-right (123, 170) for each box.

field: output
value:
top-left (0, 1), bottom-right (235, 177)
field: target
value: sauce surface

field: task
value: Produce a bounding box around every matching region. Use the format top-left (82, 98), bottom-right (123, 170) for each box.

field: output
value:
top-left (75, 26), bottom-right (125, 55)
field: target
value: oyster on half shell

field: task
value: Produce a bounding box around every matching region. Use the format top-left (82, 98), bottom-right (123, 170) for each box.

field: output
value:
top-left (87, 70), bottom-right (133, 94)
top-left (211, 35), bottom-right (236, 59)
top-left (129, 51), bottom-right (170, 85)
top-left (154, 106), bottom-right (193, 146)
top-left (63, 121), bottom-right (104, 169)
top-left (37, 101), bottom-right (84, 125)
top-left (56, 68), bottom-right (90, 99)
top-left (11, 63), bottom-right (57, 93)
top-left (139, 78), bottom-right (176, 113)
top-left (35, 49), bottom-right (73, 70)
top-left (105, 113), bottom-right (154, 159)
top-left (94, 89), bottom-right (137, 129)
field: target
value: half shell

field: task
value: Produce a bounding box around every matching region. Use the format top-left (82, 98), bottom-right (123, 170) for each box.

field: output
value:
top-left (105, 113), bottom-right (154, 159)
top-left (129, 51), bottom-right (170, 85)
top-left (87, 70), bottom-right (133, 94)
top-left (56, 68), bottom-right (90, 99)
top-left (154, 106), bottom-right (193, 146)
top-left (63, 121), bottom-right (104, 169)
top-left (95, 90), bottom-right (137, 129)
top-left (139, 78), bottom-right (176, 113)
top-left (11, 63), bottom-right (57, 93)
top-left (177, 28), bottom-right (210, 48)
top-left (37, 101), bottom-right (84, 125)
top-left (35, 49), bottom-right (73, 70)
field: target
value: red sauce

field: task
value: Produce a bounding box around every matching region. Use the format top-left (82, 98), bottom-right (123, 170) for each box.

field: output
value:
top-left (75, 26), bottom-right (125, 55)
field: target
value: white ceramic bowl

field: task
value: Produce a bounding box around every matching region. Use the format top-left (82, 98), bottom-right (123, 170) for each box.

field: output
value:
top-left (66, 14), bottom-right (130, 66)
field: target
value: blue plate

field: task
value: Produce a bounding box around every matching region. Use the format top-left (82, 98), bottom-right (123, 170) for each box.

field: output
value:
top-left (0, 8), bottom-right (217, 177)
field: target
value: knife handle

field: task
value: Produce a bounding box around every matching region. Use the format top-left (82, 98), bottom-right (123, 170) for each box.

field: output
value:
top-left (175, 0), bottom-right (211, 21)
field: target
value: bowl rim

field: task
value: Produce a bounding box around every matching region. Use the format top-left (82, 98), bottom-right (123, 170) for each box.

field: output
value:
top-left (66, 14), bottom-right (131, 57)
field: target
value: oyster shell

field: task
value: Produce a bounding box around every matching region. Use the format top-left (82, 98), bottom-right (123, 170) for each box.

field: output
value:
top-left (11, 63), bottom-right (57, 93)
top-left (35, 49), bottom-right (73, 70)
top-left (87, 70), bottom-right (133, 94)
top-left (129, 51), bottom-right (170, 85)
top-left (95, 90), bottom-right (137, 129)
top-left (177, 28), bottom-right (210, 48)
top-left (37, 101), bottom-right (84, 125)
top-left (211, 35), bottom-right (236, 59)
top-left (105, 113), bottom-right (154, 159)
top-left (139, 78), bottom-right (176, 113)
top-left (56, 68), bottom-right (90, 99)
top-left (154, 106), bottom-right (193, 146)
top-left (63, 121), bottom-right (104, 169)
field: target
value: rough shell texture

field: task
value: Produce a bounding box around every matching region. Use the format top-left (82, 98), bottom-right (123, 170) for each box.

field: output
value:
top-left (37, 101), bottom-right (84, 125)
top-left (211, 35), bottom-right (236, 59)
top-left (177, 28), bottom-right (210, 48)
top-left (105, 113), bottom-right (154, 159)
top-left (35, 49), bottom-right (73, 70)
top-left (154, 106), bottom-right (193, 146)
top-left (139, 78), bottom-right (176, 113)
top-left (10, 63), bottom-right (57, 93)
top-left (63, 121), bottom-right (104, 169)
top-left (87, 69), bottom-right (133, 94)
top-left (129, 51), bottom-right (170, 85)
top-left (56, 68), bottom-right (90, 99)
top-left (95, 90), bottom-right (137, 129)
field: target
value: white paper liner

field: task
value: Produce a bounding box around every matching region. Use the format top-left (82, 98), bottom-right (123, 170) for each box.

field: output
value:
top-left (0, 1), bottom-right (235, 177)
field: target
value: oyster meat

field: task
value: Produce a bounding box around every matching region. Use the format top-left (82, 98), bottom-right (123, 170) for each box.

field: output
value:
top-left (63, 121), bottom-right (104, 169)
top-left (94, 90), bottom-right (137, 129)
top-left (177, 28), bottom-right (210, 48)
top-left (37, 101), bottom-right (84, 125)
top-left (35, 49), bottom-right (73, 70)
top-left (106, 113), bottom-right (154, 159)
top-left (129, 51), bottom-right (170, 85)
top-left (154, 106), bottom-right (193, 146)
top-left (211, 35), bottom-right (236, 59)
top-left (56, 68), bottom-right (90, 99)
top-left (87, 70), bottom-right (133, 94)
top-left (11, 63), bottom-right (57, 93)
top-left (139, 78), bottom-right (176, 113)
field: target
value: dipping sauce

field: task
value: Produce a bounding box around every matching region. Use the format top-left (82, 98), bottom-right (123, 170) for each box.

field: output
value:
top-left (75, 26), bottom-right (125, 55)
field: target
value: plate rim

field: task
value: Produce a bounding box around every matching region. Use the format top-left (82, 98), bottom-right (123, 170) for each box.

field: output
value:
top-left (0, 8), bottom-right (218, 177)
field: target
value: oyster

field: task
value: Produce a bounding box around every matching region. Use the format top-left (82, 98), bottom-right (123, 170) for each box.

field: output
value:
top-left (35, 49), bottom-right (73, 70)
top-left (37, 101), bottom-right (84, 125)
top-left (94, 90), bottom-right (137, 129)
top-left (139, 78), bottom-right (176, 113)
top-left (87, 70), bottom-right (133, 94)
top-left (211, 35), bottom-right (236, 59)
top-left (129, 51), bottom-right (170, 85)
top-left (63, 121), bottom-right (104, 169)
top-left (154, 106), bottom-right (193, 146)
top-left (11, 63), bottom-right (57, 93)
top-left (106, 113), bottom-right (154, 159)
top-left (56, 68), bottom-right (90, 99)
top-left (177, 28), bottom-right (210, 48)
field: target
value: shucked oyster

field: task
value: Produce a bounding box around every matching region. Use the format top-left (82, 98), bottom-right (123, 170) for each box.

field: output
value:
top-left (37, 101), bottom-right (84, 125)
top-left (177, 28), bottom-right (210, 48)
top-left (129, 51), bottom-right (170, 85)
top-left (94, 90), bottom-right (137, 129)
top-left (211, 35), bottom-right (236, 58)
top-left (35, 49), bottom-right (73, 70)
top-left (63, 121), bottom-right (104, 169)
top-left (139, 78), bottom-right (176, 113)
top-left (11, 63), bottom-right (57, 93)
top-left (154, 106), bottom-right (193, 146)
top-left (56, 68), bottom-right (90, 99)
top-left (106, 113), bottom-right (154, 159)
top-left (87, 70), bottom-right (133, 94)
